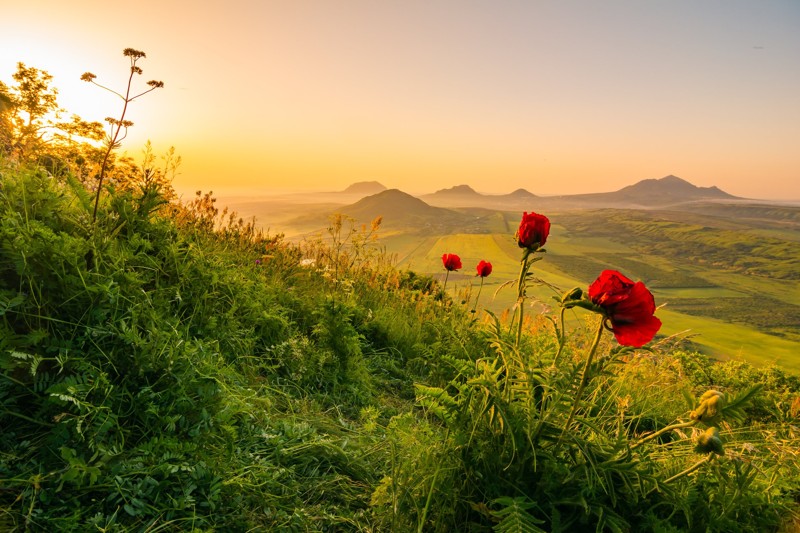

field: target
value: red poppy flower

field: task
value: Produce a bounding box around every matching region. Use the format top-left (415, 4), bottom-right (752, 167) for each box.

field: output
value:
top-left (476, 260), bottom-right (492, 277)
top-left (442, 253), bottom-right (462, 271)
top-left (588, 270), bottom-right (662, 347)
top-left (517, 211), bottom-right (550, 249)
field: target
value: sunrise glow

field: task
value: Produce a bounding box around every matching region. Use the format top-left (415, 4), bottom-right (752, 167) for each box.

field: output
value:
top-left (2, 0), bottom-right (799, 199)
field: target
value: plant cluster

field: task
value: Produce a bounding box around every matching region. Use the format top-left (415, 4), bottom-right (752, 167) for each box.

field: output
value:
top-left (1, 55), bottom-right (799, 532)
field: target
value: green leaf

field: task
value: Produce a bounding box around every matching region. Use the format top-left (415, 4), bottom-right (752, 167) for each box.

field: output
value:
top-left (491, 496), bottom-right (546, 533)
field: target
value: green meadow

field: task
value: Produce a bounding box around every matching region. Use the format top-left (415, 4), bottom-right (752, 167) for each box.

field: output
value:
top-left (376, 206), bottom-right (800, 373)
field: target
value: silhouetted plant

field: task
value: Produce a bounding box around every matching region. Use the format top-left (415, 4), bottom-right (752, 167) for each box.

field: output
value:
top-left (81, 48), bottom-right (164, 222)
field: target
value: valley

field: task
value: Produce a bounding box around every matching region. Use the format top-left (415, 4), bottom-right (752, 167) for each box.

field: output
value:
top-left (219, 176), bottom-right (800, 372)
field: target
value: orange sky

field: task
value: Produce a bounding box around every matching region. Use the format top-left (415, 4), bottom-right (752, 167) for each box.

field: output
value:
top-left (2, 1), bottom-right (799, 199)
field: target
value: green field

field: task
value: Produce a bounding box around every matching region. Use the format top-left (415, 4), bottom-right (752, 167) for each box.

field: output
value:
top-left (369, 206), bottom-right (800, 373)
top-left (233, 198), bottom-right (800, 372)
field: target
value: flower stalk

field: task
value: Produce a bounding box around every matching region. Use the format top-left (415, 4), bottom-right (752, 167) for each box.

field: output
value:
top-left (514, 248), bottom-right (531, 347)
top-left (629, 419), bottom-right (699, 451)
top-left (472, 260), bottom-right (492, 313)
top-left (81, 48), bottom-right (164, 224)
top-left (513, 211), bottom-right (549, 347)
top-left (663, 454), bottom-right (715, 484)
top-left (472, 276), bottom-right (485, 313)
top-left (560, 316), bottom-right (606, 439)
top-left (441, 253), bottom-right (461, 302)
top-left (551, 306), bottom-right (568, 368)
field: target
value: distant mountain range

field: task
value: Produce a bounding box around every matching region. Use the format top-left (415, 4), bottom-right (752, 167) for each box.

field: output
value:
top-left (284, 175), bottom-right (743, 232)
top-left (419, 184), bottom-right (539, 208)
top-left (337, 175), bottom-right (739, 209)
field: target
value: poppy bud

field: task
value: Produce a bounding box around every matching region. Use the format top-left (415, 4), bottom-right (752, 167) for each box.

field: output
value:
top-left (691, 390), bottom-right (726, 426)
top-left (561, 286), bottom-right (583, 304)
top-left (694, 427), bottom-right (724, 455)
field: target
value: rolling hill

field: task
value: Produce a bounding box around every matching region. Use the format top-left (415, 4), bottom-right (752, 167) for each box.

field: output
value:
top-left (551, 175), bottom-right (739, 207)
top-left (421, 184), bottom-right (539, 208)
top-left (289, 189), bottom-right (478, 233)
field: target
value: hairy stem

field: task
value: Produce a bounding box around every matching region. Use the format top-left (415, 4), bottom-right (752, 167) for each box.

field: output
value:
top-left (630, 419), bottom-right (699, 451)
top-left (514, 250), bottom-right (530, 348)
top-left (559, 317), bottom-right (605, 439)
top-left (664, 454), bottom-right (714, 484)
top-left (471, 277), bottom-right (485, 313)
top-left (551, 306), bottom-right (567, 367)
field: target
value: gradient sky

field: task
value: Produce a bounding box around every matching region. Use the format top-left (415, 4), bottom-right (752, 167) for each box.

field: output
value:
top-left (2, 0), bottom-right (799, 199)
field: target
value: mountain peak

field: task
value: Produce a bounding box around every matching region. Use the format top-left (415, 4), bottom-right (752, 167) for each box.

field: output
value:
top-left (616, 175), bottom-right (735, 202)
top-left (345, 189), bottom-right (432, 215)
top-left (433, 184), bottom-right (480, 196)
top-left (342, 181), bottom-right (387, 195)
top-left (338, 189), bottom-right (473, 229)
top-left (508, 188), bottom-right (537, 198)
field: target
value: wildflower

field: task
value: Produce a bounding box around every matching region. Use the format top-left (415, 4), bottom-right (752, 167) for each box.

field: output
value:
top-left (441, 253), bottom-right (462, 271)
top-left (516, 211), bottom-right (550, 250)
top-left (512, 211), bottom-right (549, 346)
top-left (588, 270), bottom-right (662, 347)
top-left (255, 259), bottom-right (262, 266)
top-left (471, 260), bottom-right (492, 312)
top-left (440, 253), bottom-right (461, 298)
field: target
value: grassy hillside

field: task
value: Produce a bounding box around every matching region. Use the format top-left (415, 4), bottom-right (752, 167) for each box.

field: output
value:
top-left (2, 159), bottom-right (799, 531)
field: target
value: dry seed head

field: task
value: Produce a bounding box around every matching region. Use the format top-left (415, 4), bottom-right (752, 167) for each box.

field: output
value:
top-left (123, 48), bottom-right (146, 59)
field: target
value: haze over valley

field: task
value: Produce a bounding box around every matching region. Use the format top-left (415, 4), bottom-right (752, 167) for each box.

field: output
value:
top-left (217, 174), bottom-right (800, 371)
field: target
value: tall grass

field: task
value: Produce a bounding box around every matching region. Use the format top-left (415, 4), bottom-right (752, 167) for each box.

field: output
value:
top-left (1, 157), bottom-right (798, 531)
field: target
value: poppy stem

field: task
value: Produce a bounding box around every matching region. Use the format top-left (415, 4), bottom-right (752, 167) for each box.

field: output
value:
top-left (471, 277), bottom-right (484, 314)
top-left (559, 317), bottom-right (605, 441)
top-left (442, 270), bottom-right (450, 300)
top-left (551, 306), bottom-right (567, 368)
top-left (514, 249), bottom-right (531, 348)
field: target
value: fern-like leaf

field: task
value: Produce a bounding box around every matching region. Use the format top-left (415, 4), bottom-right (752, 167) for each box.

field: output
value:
top-left (722, 383), bottom-right (763, 425)
top-left (415, 383), bottom-right (460, 425)
top-left (491, 496), bottom-right (546, 533)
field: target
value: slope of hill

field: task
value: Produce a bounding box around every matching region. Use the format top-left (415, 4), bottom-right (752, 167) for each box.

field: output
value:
top-left (507, 188), bottom-right (538, 200)
top-left (543, 175), bottom-right (740, 208)
top-left (343, 188), bottom-right (446, 221)
top-left (4, 161), bottom-right (799, 532)
top-left (618, 175), bottom-right (734, 199)
top-left (287, 189), bottom-right (478, 233)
